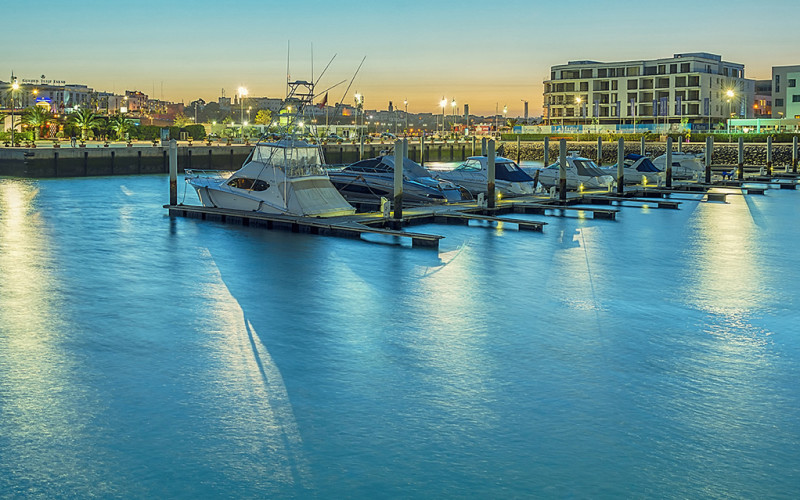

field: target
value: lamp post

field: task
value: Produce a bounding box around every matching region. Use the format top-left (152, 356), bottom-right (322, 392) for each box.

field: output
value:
top-left (238, 86), bottom-right (247, 137)
top-left (502, 105), bottom-right (507, 138)
top-left (451, 98), bottom-right (457, 135)
top-left (575, 96), bottom-right (582, 127)
top-left (403, 98), bottom-right (408, 134)
top-left (354, 92), bottom-right (363, 139)
top-left (11, 76), bottom-right (19, 146)
top-left (440, 97), bottom-right (447, 136)
top-left (726, 88), bottom-right (734, 135)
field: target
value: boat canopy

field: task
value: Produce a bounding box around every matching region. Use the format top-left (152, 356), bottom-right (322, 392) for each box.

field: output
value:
top-left (625, 154), bottom-right (662, 173)
top-left (344, 156), bottom-right (432, 179)
top-left (572, 159), bottom-right (608, 177)
top-left (495, 161), bottom-right (535, 182)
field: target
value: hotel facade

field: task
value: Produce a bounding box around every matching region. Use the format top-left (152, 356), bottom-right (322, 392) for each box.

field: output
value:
top-left (543, 53), bottom-right (755, 130)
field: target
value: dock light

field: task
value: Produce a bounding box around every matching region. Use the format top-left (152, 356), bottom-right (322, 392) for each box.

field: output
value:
top-left (12, 80), bottom-right (19, 90)
top-left (579, 183), bottom-right (585, 193)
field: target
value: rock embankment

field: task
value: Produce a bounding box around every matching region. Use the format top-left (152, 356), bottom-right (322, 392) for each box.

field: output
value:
top-left (502, 141), bottom-right (797, 167)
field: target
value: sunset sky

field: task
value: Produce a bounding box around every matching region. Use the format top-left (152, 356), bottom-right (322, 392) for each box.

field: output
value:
top-left (4, 0), bottom-right (799, 116)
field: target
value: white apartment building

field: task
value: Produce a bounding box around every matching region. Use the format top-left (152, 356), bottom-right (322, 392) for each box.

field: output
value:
top-left (771, 65), bottom-right (800, 119)
top-left (544, 52), bottom-right (755, 129)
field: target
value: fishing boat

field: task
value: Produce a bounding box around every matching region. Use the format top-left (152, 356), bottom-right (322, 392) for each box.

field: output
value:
top-left (436, 156), bottom-right (537, 197)
top-left (528, 152), bottom-right (614, 190)
top-left (328, 155), bottom-right (472, 206)
top-left (185, 137), bottom-right (356, 217)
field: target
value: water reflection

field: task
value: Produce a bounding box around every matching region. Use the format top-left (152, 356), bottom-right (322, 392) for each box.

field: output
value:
top-left (0, 180), bottom-right (101, 496)
top-left (196, 248), bottom-right (312, 491)
top-left (684, 190), bottom-right (767, 316)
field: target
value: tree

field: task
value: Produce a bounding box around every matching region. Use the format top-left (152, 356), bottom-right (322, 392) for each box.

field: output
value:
top-left (68, 109), bottom-right (102, 140)
top-left (108, 114), bottom-right (132, 140)
top-left (22, 106), bottom-right (53, 140)
top-left (172, 113), bottom-right (192, 127)
top-left (254, 109), bottom-right (272, 125)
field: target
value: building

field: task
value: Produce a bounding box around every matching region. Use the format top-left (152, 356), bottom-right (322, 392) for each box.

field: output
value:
top-left (0, 76), bottom-right (94, 113)
top-left (543, 52), bottom-right (755, 130)
top-left (771, 65), bottom-right (800, 119)
top-left (754, 80), bottom-right (772, 118)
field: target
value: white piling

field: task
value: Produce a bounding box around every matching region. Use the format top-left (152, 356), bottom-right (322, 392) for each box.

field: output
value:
top-left (169, 139), bottom-right (178, 206)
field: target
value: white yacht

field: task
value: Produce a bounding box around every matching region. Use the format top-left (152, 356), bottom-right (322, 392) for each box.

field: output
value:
top-left (185, 137), bottom-right (356, 217)
top-left (528, 152), bottom-right (614, 191)
top-left (651, 151), bottom-right (705, 180)
top-left (602, 153), bottom-right (664, 185)
top-left (435, 155), bottom-right (537, 197)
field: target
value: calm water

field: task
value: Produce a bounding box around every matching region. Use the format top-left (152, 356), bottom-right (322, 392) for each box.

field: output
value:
top-left (1, 173), bottom-right (799, 499)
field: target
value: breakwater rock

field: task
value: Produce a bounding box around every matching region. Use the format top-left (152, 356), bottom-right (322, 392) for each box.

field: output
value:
top-left (502, 141), bottom-right (798, 167)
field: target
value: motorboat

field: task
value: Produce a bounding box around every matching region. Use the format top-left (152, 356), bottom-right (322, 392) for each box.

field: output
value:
top-left (328, 155), bottom-right (472, 205)
top-left (435, 155), bottom-right (537, 197)
top-left (602, 153), bottom-right (664, 185)
top-left (185, 137), bottom-right (356, 217)
top-left (651, 151), bottom-right (705, 179)
top-left (528, 152), bottom-right (614, 191)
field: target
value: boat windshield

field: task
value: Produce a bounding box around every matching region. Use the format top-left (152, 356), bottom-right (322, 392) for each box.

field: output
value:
top-left (454, 159), bottom-right (482, 171)
top-left (252, 144), bottom-right (326, 177)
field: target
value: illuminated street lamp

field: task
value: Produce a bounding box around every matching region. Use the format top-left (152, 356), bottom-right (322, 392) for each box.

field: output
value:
top-left (451, 98), bottom-right (457, 133)
top-left (354, 92), bottom-right (363, 138)
top-left (403, 98), bottom-right (408, 133)
top-left (11, 75), bottom-right (19, 145)
top-left (726, 88), bottom-right (735, 134)
top-left (238, 86), bottom-right (248, 137)
top-left (440, 97), bottom-right (447, 135)
top-left (575, 96), bottom-right (582, 125)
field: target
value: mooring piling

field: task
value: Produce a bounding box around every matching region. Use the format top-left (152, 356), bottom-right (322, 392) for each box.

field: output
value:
top-left (597, 137), bottom-right (603, 167)
top-left (393, 140), bottom-right (403, 220)
top-left (705, 136), bottom-right (713, 184)
top-left (543, 137), bottom-right (550, 168)
top-left (517, 136), bottom-right (521, 164)
top-left (793, 136), bottom-right (798, 174)
top-left (616, 137), bottom-right (624, 195)
top-left (481, 137), bottom-right (487, 157)
top-left (640, 136), bottom-right (646, 156)
top-left (738, 137), bottom-right (744, 181)
top-left (419, 135), bottom-right (425, 166)
top-left (169, 139), bottom-right (177, 206)
top-left (666, 137), bottom-right (673, 188)
top-left (767, 135), bottom-right (773, 176)
top-left (487, 139), bottom-right (496, 209)
top-left (559, 139), bottom-right (567, 203)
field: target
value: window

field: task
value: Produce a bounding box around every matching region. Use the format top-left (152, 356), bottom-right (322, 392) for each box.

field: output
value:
top-left (670, 64), bottom-right (677, 74)
top-left (776, 75), bottom-right (781, 93)
top-left (681, 63), bottom-right (690, 73)
top-left (793, 95), bottom-right (800, 103)
top-left (790, 79), bottom-right (797, 88)
top-left (776, 99), bottom-right (784, 106)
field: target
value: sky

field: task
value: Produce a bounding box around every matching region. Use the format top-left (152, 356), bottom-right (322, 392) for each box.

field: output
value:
top-left (3, 0), bottom-right (800, 116)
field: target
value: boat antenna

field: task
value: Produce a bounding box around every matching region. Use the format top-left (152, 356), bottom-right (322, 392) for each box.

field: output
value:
top-left (314, 54), bottom-right (337, 88)
top-left (286, 40), bottom-right (290, 99)
top-left (332, 56), bottom-right (366, 121)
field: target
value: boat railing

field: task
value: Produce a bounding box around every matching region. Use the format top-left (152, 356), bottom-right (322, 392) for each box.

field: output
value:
top-left (184, 169), bottom-right (235, 179)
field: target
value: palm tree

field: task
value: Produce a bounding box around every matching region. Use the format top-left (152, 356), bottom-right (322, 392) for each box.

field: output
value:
top-left (22, 106), bottom-right (53, 140)
top-left (108, 114), bottom-right (132, 141)
top-left (68, 109), bottom-right (102, 141)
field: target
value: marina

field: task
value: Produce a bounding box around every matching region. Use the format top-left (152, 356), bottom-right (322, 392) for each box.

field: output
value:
top-left (2, 170), bottom-right (800, 497)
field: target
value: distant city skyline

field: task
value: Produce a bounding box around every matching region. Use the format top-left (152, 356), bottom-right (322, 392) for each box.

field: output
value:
top-left (3, 0), bottom-right (799, 116)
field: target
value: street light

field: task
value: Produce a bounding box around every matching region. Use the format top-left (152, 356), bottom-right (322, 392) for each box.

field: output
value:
top-left (403, 98), bottom-right (408, 133)
top-left (451, 98), bottom-right (457, 134)
top-left (575, 96), bottom-right (582, 126)
top-left (238, 86), bottom-right (247, 137)
top-left (440, 97), bottom-right (447, 136)
top-left (726, 88), bottom-right (735, 134)
top-left (11, 76), bottom-right (19, 146)
top-left (354, 92), bottom-right (363, 139)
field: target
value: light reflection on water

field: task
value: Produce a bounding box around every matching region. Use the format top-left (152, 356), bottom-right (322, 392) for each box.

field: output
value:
top-left (0, 175), bottom-right (799, 498)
